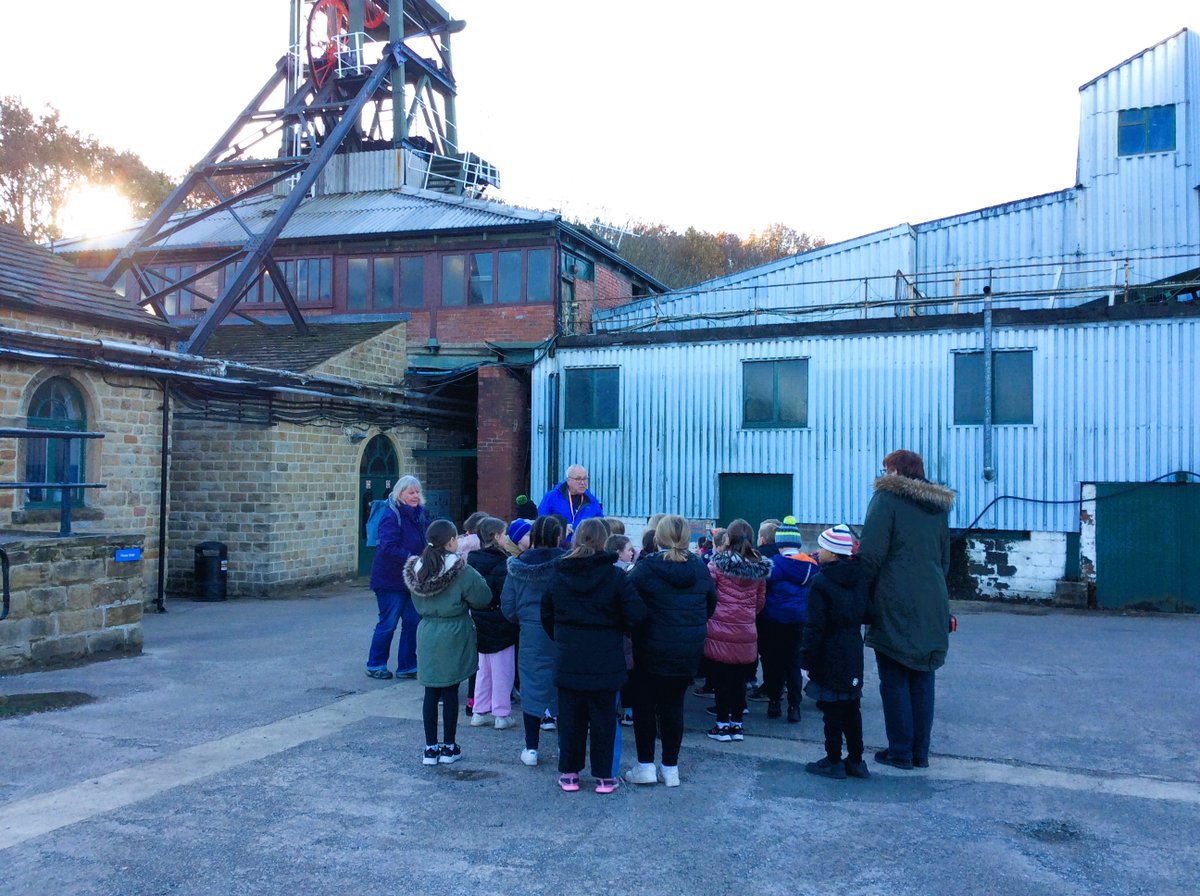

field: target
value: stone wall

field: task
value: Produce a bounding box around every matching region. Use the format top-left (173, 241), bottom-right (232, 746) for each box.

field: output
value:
top-left (0, 533), bottom-right (145, 671)
top-left (0, 308), bottom-right (168, 605)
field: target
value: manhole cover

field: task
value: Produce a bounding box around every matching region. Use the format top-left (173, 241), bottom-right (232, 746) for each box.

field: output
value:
top-left (0, 691), bottom-right (96, 719)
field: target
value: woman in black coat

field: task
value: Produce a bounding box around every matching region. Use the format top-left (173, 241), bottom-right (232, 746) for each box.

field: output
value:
top-left (624, 514), bottom-right (717, 788)
top-left (541, 518), bottom-right (646, 793)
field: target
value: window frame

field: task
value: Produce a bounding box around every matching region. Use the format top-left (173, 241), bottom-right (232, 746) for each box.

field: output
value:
top-left (1117, 104), bottom-right (1176, 156)
top-left (741, 358), bottom-right (809, 429)
top-left (952, 349), bottom-right (1035, 426)
top-left (563, 366), bottom-right (620, 430)
top-left (24, 377), bottom-right (87, 508)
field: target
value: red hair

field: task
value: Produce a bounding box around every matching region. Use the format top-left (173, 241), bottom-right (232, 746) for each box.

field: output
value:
top-left (883, 449), bottom-right (926, 480)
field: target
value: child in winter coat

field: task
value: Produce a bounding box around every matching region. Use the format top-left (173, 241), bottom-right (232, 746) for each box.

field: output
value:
top-left (500, 515), bottom-right (567, 767)
top-left (800, 524), bottom-right (870, 780)
top-left (402, 519), bottom-right (492, 766)
top-left (760, 516), bottom-right (819, 723)
top-left (467, 517), bottom-right (520, 730)
top-left (704, 519), bottom-right (771, 742)
top-left (541, 518), bottom-right (647, 793)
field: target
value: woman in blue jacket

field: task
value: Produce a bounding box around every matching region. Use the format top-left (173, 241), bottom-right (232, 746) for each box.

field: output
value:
top-left (366, 475), bottom-right (429, 679)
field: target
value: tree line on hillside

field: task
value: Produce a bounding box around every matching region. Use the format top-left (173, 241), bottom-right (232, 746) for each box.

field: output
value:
top-left (584, 221), bottom-right (824, 289)
top-left (1, 96), bottom-right (823, 285)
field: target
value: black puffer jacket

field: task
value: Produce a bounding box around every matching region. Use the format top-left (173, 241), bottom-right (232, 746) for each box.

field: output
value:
top-left (467, 545), bottom-right (519, 654)
top-left (801, 557), bottom-right (869, 697)
top-left (627, 552), bottom-right (717, 677)
top-left (541, 551), bottom-right (647, 691)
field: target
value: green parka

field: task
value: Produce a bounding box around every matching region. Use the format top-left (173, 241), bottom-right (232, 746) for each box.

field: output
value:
top-left (403, 552), bottom-right (492, 688)
top-left (859, 473), bottom-right (955, 672)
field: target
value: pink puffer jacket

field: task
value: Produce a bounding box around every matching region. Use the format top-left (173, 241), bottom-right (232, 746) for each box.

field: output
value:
top-left (704, 552), bottom-right (771, 665)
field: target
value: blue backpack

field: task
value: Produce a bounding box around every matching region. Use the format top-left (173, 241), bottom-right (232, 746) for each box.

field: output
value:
top-left (365, 499), bottom-right (399, 547)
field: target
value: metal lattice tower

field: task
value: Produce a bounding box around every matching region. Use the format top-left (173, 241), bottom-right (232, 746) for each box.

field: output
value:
top-left (102, 0), bottom-right (497, 353)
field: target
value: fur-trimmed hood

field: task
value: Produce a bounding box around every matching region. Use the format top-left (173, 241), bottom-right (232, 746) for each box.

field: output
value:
top-left (873, 473), bottom-right (955, 514)
top-left (505, 547), bottom-right (565, 584)
top-left (403, 552), bottom-right (466, 596)
top-left (709, 551), bottom-right (773, 581)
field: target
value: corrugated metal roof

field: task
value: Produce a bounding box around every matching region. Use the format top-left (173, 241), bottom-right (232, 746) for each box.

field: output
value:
top-left (55, 186), bottom-right (561, 255)
top-left (0, 223), bottom-right (173, 336)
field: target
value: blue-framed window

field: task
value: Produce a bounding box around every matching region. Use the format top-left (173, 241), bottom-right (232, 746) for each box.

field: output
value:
top-left (564, 367), bottom-right (619, 429)
top-left (25, 377), bottom-right (86, 507)
top-left (1118, 105), bottom-right (1176, 156)
top-left (743, 359), bottom-right (808, 427)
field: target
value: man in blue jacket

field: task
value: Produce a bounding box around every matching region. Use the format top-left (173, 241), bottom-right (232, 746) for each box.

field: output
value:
top-left (537, 465), bottom-right (604, 540)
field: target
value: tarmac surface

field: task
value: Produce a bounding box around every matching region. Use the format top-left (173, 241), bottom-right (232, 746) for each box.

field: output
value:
top-left (1, 582), bottom-right (1198, 896)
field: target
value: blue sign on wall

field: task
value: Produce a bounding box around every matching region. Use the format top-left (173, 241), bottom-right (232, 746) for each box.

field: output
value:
top-left (114, 547), bottom-right (142, 563)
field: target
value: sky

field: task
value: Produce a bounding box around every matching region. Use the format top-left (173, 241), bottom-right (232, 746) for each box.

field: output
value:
top-left (1, 0), bottom-right (1193, 243)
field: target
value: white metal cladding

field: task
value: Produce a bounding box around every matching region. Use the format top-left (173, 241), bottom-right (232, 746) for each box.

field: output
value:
top-left (531, 316), bottom-right (1199, 534)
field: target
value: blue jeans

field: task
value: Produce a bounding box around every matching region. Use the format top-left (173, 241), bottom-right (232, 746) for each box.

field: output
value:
top-left (875, 650), bottom-right (936, 763)
top-left (368, 589), bottom-right (419, 673)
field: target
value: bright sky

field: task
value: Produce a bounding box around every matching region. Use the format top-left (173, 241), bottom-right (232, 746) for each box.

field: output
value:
top-left (2, 0), bottom-right (1192, 243)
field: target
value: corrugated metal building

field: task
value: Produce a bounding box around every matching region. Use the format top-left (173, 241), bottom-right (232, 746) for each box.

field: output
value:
top-left (531, 30), bottom-right (1200, 609)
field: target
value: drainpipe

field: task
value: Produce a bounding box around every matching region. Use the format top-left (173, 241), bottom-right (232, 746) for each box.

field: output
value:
top-left (155, 381), bottom-right (170, 612)
top-left (982, 281), bottom-right (995, 482)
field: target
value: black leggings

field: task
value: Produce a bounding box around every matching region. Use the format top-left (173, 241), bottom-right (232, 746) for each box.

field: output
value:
top-left (709, 660), bottom-right (754, 723)
top-left (423, 685), bottom-right (459, 746)
top-left (630, 670), bottom-right (689, 766)
top-left (523, 711), bottom-right (542, 751)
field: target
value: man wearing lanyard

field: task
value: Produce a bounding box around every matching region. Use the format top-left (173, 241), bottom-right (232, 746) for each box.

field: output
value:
top-left (537, 464), bottom-right (604, 541)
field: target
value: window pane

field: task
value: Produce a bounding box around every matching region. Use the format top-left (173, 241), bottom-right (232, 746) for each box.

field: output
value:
top-left (317, 258), bottom-right (332, 301)
top-left (347, 258), bottom-right (368, 310)
top-left (497, 250), bottom-right (522, 303)
top-left (776, 359), bottom-right (808, 425)
top-left (25, 377), bottom-right (85, 506)
top-left (441, 254), bottom-right (465, 306)
top-left (564, 370), bottom-right (592, 429)
top-left (993, 351), bottom-right (1033, 424)
top-left (372, 257), bottom-right (395, 309)
top-left (1147, 105), bottom-right (1176, 152)
top-left (468, 252), bottom-right (493, 305)
top-left (294, 260), bottom-right (310, 302)
top-left (593, 368), bottom-right (619, 428)
top-left (399, 256), bottom-right (424, 308)
top-left (526, 248), bottom-right (552, 302)
top-left (564, 367), bottom-right (619, 429)
top-left (954, 353), bottom-right (984, 425)
top-left (743, 361), bottom-right (775, 424)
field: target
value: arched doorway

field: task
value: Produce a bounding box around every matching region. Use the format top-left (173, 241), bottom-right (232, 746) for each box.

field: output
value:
top-left (357, 435), bottom-right (399, 576)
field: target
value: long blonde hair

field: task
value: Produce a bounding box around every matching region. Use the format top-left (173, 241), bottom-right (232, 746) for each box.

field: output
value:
top-left (655, 515), bottom-right (690, 562)
top-left (563, 518), bottom-right (608, 560)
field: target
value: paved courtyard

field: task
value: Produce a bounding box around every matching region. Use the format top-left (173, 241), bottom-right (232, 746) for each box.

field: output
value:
top-left (1, 585), bottom-right (1197, 895)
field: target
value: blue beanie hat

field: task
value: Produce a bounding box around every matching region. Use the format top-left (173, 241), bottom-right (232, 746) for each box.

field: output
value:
top-left (775, 515), bottom-right (803, 547)
top-left (507, 518), bottom-right (532, 545)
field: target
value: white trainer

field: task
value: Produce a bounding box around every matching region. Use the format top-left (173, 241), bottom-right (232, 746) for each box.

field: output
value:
top-left (623, 762), bottom-right (658, 785)
top-left (659, 765), bottom-right (680, 787)
top-left (494, 715), bottom-right (514, 730)
top-left (469, 712), bottom-right (489, 727)
top-left (520, 748), bottom-right (538, 767)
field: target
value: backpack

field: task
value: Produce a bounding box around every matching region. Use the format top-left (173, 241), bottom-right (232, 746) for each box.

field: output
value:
top-left (365, 499), bottom-right (399, 547)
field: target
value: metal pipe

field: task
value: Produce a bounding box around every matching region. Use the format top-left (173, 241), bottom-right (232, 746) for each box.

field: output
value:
top-left (982, 281), bottom-right (995, 482)
top-left (155, 382), bottom-right (170, 613)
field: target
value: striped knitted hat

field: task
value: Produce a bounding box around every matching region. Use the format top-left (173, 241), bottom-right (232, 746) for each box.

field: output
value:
top-left (774, 515), bottom-right (803, 547)
top-left (817, 524), bottom-right (856, 556)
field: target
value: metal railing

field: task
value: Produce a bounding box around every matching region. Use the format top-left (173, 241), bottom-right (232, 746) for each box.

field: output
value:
top-left (0, 427), bottom-right (107, 537)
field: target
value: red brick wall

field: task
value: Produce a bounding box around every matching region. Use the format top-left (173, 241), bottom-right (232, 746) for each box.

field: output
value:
top-left (432, 305), bottom-right (558, 346)
top-left (476, 365), bottom-right (529, 521)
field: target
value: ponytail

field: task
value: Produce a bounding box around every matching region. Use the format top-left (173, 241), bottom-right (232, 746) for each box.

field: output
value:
top-left (416, 519), bottom-right (458, 587)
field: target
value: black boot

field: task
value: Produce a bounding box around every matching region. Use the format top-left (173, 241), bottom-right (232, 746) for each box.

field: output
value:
top-left (767, 699), bottom-right (782, 719)
top-left (787, 703), bottom-right (801, 724)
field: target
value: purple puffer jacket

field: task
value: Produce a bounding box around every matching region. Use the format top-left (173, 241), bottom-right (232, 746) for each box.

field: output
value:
top-left (368, 500), bottom-right (430, 592)
top-left (704, 552), bottom-right (771, 665)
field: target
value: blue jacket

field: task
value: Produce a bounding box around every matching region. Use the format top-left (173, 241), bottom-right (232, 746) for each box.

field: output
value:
top-left (537, 481), bottom-right (604, 533)
top-left (762, 551), bottom-right (818, 624)
top-left (368, 500), bottom-right (429, 592)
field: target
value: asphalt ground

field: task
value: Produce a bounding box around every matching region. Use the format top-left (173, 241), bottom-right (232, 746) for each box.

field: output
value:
top-left (1, 584), bottom-right (1197, 896)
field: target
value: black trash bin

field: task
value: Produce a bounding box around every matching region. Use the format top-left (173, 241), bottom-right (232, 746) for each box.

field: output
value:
top-left (194, 541), bottom-right (228, 601)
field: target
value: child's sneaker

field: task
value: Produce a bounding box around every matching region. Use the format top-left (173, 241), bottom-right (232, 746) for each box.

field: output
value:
top-left (594, 777), bottom-right (619, 794)
top-left (806, 757), bottom-right (847, 779)
top-left (729, 723), bottom-right (745, 741)
top-left (558, 773), bottom-right (580, 792)
top-left (659, 764), bottom-right (680, 787)
top-left (844, 758), bottom-right (871, 779)
top-left (437, 743), bottom-right (462, 764)
top-left (539, 714), bottom-right (557, 731)
top-left (706, 724), bottom-right (732, 742)
top-left (469, 712), bottom-right (490, 727)
top-left (520, 748), bottom-right (539, 767)
top-left (620, 710), bottom-right (634, 727)
top-left (493, 715), bottom-right (514, 730)
top-left (422, 745), bottom-right (440, 766)
top-left (623, 762), bottom-right (657, 785)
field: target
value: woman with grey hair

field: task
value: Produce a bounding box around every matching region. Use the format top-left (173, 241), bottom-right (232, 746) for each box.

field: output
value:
top-left (366, 475), bottom-right (429, 679)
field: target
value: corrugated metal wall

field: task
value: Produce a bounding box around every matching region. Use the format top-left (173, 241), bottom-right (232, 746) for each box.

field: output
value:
top-left (531, 316), bottom-right (1200, 534)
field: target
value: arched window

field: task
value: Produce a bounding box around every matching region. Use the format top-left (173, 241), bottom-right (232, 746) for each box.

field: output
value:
top-left (25, 377), bottom-right (87, 506)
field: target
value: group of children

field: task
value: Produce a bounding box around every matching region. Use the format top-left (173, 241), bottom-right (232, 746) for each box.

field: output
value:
top-left (398, 506), bottom-right (872, 788)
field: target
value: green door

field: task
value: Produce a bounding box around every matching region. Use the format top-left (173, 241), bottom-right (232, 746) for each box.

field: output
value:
top-left (717, 473), bottom-right (793, 530)
top-left (358, 436), bottom-right (399, 576)
top-left (1095, 482), bottom-right (1199, 611)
